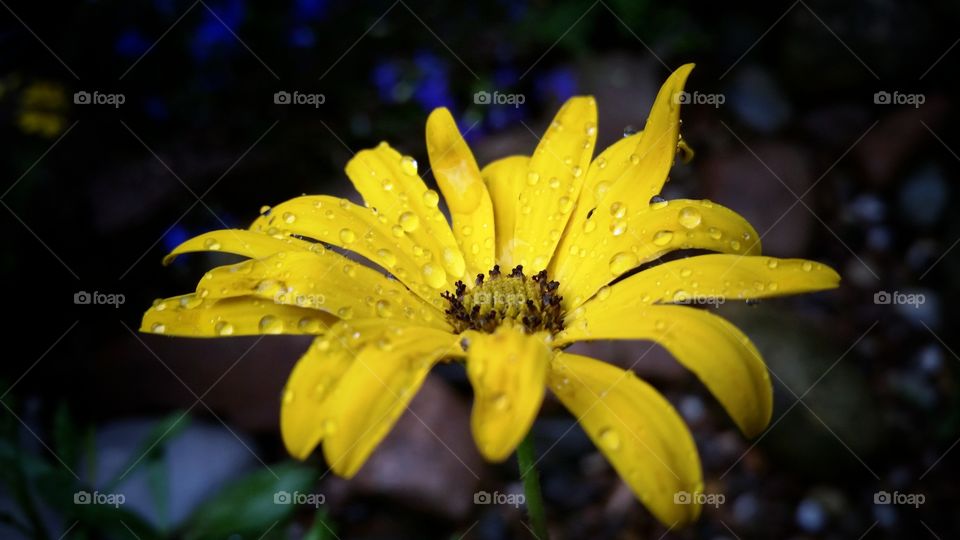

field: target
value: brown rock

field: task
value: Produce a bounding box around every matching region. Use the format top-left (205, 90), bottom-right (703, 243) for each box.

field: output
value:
top-left (346, 374), bottom-right (483, 520)
top-left (701, 141), bottom-right (814, 256)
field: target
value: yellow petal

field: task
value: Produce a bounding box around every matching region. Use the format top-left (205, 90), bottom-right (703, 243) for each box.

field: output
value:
top-left (426, 108), bottom-right (496, 275)
top-left (322, 326), bottom-right (462, 477)
top-left (558, 304), bottom-right (772, 438)
top-left (281, 319), bottom-right (412, 459)
top-left (163, 229), bottom-right (312, 265)
top-left (346, 142), bottom-right (467, 286)
top-left (601, 254), bottom-right (840, 306)
top-left (197, 251), bottom-right (448, 329)
top-left (141, 294), bottom-right (336, 337)
top-left (559, 130), bottom-right (644, 244)
top-left (249, 195), bottom-right (444, 308)
top-left (549, 352), bottom-right (702, 526)
top-left (552, 64), bottom-right (696, 299)
top-left (553, 199), bottom-right (761, 309)
top-left (480, 155), bottom-right (528, 266)
top-left (463, 325), bottom-right (551, 461)
top-left (512, 96), bottom-right (598, 272)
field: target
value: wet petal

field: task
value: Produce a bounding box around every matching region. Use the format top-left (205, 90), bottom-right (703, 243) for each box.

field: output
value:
top-left (463, 325), bottom-right (551, 461)
top-left (426, 108), bottom-right (496, 275)
top-left (141, 294), bottom-right (336, 337)
top-left (163, 229), bottom-right (312, 265)
top-left (346, 142), bottom-right (466, 287)
top-left (554, 199), bottom-right (761, 309)
top-left (249, 195), bottom-right (443, 308)
top-left (596, 253), bottom-right (840, 306)
top-left (480, 155), bottom-right (528, 266)
top-left (549, 352), bottom-right (702, 526)
top-left (198, 251), bottom-right (447, 329)
top-left (553, 64), bottom-right (697, 301)
top-left (513, 96), bottom-right (597, 272)
top-left (282, 319), bottom-right (415, 459)
top-left (559, 304), bottom-right (772, 438)
top-left (322, 327), bottom-right (462, 477)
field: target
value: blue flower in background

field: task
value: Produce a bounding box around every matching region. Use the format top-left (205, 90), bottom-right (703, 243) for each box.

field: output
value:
top-left (191, 0), bottom-right (245, 61)
top-left (144, 97), bottom-right (169, 121)
top-left (412, 50), bottom-right (454, 111)
top-left (115, 29), bottom-right (151, 58)
top-left (162, 225), bottom-right (190, 255)
top-left (289, 0), bottom-right (327, 48)
top-left (372, 61), bottom-right (403, 102)
top-left (290, 27), bottom-right (315, 48)
top-left (293, 0), bottom-right (327, 21)
top-left (536, 67), bottom-right (577, 103)
top-left (153, 0), bottom-right (177, 16)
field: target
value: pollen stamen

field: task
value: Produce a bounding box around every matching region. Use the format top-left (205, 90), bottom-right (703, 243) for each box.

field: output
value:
top-left (442, 265), bottom-right (564, 334)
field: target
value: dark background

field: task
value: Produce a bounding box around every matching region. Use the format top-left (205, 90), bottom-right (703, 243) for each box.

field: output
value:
top-left (1, 0), bottom-right (958, 538)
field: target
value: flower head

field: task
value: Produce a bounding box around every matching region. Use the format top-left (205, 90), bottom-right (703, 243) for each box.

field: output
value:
top-left (142, 64), bottom-right (839, 525)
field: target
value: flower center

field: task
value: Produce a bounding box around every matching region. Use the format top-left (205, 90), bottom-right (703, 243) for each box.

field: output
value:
top-left (442, 265), bottom-right (564, 334)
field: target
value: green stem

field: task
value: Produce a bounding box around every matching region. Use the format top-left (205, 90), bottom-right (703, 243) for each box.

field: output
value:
top-left (516, 433), bottom-right (549, 540)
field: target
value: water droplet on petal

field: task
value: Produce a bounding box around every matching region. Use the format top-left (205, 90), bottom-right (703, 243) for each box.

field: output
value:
top-left (596, 286), bottom-right (611, 301)
top-left (375, 299), bottom-right (393, 318)
top-left (399, 211), bottom-right (420, 232)
top-left (423, 189), bottom-right (440, 208)
top-left (609, 251), bottom-right (638, 276)
top-left (649, 195), bottom-right (668, 209)
top-left (339, 228), bottom-right (356, 244)
top-left (259, 315), bottom-right (283, 334)
top-left (526, 172), bottom-right (540, 185)
top-left (151, 322), bottom-right (166, 334)
top-left (376, 248), bottom-right (397, 267)
top-left (678, 206), bottom-right (702, 229)
top-left (204, 238), bottom-right (221, 250)
top-left (653, 230), bottom-right (674, 246)
top-left (598, 428), bottom-right (621, 450)
top-left (215, 321), bottom-right (235, 336)
top-left (421, 263), bottom-right (447, 289)
top-left (400, 156), bottom-right (418, 175)
top-left (283, 212), bottom-right (297, 224)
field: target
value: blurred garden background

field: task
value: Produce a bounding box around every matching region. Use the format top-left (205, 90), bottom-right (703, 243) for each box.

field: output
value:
top-left (1, 0), bottom-right (958, 538)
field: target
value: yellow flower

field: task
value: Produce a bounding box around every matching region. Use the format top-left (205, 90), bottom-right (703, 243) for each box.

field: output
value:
top-left (142, 64), bottom-right (839, 526)
top-left (17, 81), bottom-right (68, 138)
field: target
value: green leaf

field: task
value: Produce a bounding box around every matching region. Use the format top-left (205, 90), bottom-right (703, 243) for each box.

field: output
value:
top-left (302, 509), bottom-right (337, 540)
top-left (53, 402), bottom-right (81, 469)
top-left (104, 411), bottom-right (190, 492)
top-left (182, 462), bottom-right (317, 540)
